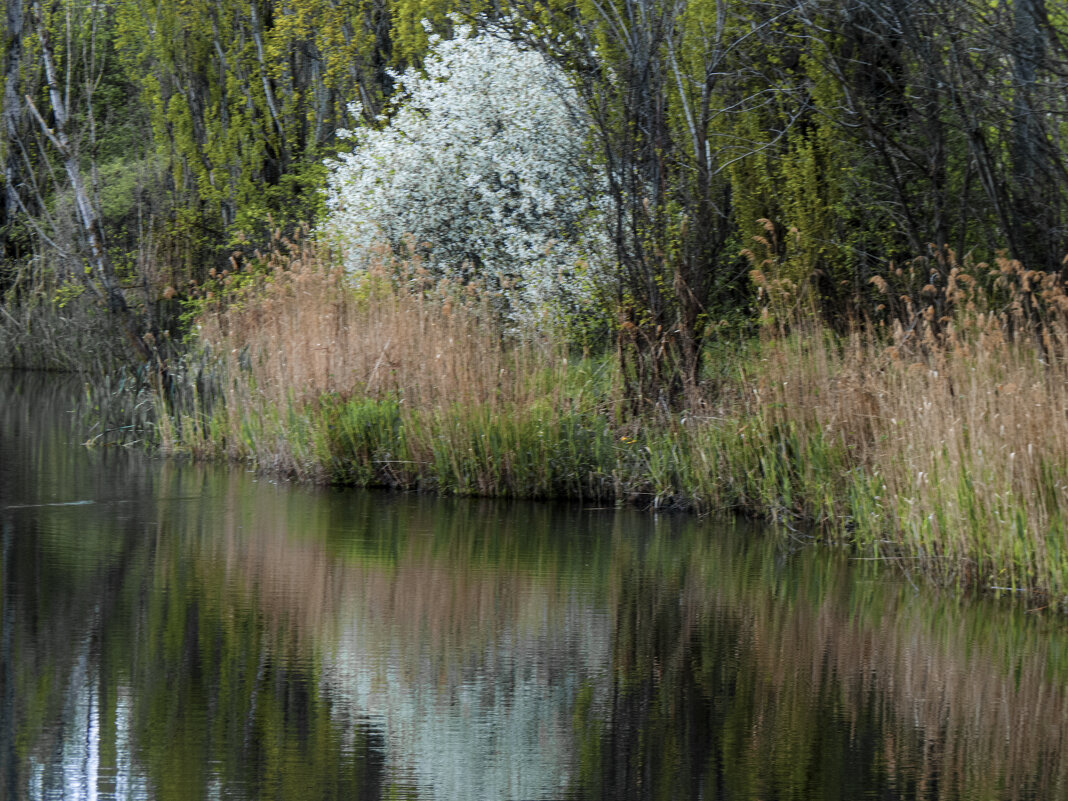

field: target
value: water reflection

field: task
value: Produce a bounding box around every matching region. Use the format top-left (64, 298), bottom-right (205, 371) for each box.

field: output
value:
top-left (3, 371), bottom-right (1068, 800)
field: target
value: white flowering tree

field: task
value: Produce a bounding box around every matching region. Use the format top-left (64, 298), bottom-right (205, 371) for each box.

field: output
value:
top-left (323, 23), bottom-right (609, 332)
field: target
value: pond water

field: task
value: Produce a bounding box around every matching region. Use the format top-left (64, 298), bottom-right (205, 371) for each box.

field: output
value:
top-left (2, 371), bottom-right (1068, 800)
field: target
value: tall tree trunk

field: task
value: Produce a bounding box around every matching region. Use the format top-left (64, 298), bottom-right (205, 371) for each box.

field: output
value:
top-left (1011, 0), bottom-right (1047, 266)
top-left (27, 0), bottom-right (150, 360)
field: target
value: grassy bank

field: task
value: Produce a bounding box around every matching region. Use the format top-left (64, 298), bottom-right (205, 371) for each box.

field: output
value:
top-left (151, 238), bottom-right (1068, 602)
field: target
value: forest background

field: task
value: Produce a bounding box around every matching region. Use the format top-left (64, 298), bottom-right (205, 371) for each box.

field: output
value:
top-left (3, 0), bottom-right (1068, 600)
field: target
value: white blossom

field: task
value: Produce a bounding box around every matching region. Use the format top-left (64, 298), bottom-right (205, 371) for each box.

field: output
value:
top-left (323, 23), bottom-right (609, 332)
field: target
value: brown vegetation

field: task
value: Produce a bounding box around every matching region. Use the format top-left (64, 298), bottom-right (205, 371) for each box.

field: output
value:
top-left (158, 235), bottom-right (1068, 599)
top-left (191, 235), bottom-right (565, 409)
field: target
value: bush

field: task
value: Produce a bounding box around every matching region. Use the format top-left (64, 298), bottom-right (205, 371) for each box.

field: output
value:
top-left (323, 22), bottom-right (610, 333)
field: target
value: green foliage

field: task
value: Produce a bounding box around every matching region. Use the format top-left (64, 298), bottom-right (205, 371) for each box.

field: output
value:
top-left (52, 279), bottom-right (86, 308)
top-left (10, 0), bottom-right (1067, 365)
top-left (113, 0), bottom-right (387, 243)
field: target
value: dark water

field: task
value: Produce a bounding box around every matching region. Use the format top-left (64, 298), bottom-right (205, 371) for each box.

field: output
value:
top-left (3, 372), bottom-right (1068, 800)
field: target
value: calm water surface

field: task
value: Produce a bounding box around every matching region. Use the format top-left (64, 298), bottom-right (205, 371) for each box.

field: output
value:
top-left (2, 371), bottom-right (1068, 800)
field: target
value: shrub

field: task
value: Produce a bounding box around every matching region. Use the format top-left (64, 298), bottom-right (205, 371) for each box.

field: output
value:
top-left (323, 22), bottom-right (609, 333)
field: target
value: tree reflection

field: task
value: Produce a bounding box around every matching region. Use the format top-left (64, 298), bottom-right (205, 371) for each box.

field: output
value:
top-left (5, 372), bottom-right (1068, 800)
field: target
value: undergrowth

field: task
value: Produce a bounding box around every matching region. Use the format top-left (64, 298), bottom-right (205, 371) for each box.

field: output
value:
top-left (0, 259), bottom-right (135, 373)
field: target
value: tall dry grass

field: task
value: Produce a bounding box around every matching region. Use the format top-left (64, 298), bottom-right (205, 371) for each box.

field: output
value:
top-left (192, 235), bottom-right (556, 409)
top-left (155, 234), bottom-right (1068, 598)
top-left (747, 254), bottom-right (1068, 593)
top-left (160, 234), bottom-right (601, 484)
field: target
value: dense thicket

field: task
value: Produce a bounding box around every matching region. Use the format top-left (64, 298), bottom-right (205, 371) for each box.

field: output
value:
top-left (2, 0), bottom-right (1067, 395)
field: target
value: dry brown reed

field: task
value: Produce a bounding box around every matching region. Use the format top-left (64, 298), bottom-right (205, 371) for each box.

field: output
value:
top-left (194, 234), bottom-right (557, 411)
top-left (749, 254), bottom-right (1068, 592)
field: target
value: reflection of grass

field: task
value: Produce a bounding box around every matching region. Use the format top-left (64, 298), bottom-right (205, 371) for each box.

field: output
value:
top-left (153, 240), bottom-right (1068, 599)
top-left (571, 524), bottom-right (1068, 801)
top-left (189, 483), bottom-right (612, 652)
top-left (736, 553), bottom-right (1068, 800)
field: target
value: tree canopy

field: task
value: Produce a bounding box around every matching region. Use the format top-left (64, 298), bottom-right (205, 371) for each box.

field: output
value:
top-left (2, 0), bottom-right (1066, 394)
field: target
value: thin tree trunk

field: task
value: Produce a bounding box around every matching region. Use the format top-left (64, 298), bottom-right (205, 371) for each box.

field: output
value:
top-left (0, 520), bottom-right (16, 801)
top-left (1011, 0), bottom-right (1046, 266)
top-left (2, 0), bottom-right (27, 260)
